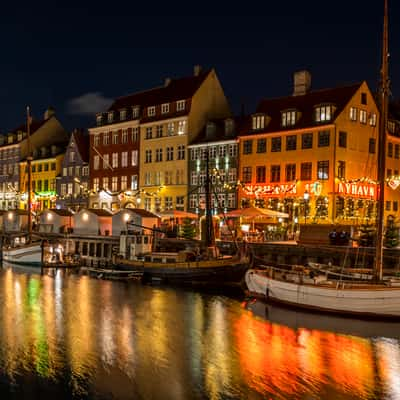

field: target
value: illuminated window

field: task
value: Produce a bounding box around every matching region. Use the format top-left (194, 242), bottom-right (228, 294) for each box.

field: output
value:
top-left (165, 196), bottom-right (173, 210)
top-left (360, 110), bottom-right (367, 124)
top-left (156, 125), bottom-right (163, 137)
top-left (102, 177), bottom-right (109, 190)
top-left (349, 107), bottom-right (358, 121)
top-left (122, 129), bottom-right (128, 144)
top-left (107, 112), bottom-right (114, 123)
top-left (145, 127), bottom-right (152, 139)
top-left (177, 145), bottom-right (185, 160)
top-left (252, 115), bottom-right (265, 130)
top-left (112, 132), bottom-right (118, 144)
top-left (131, 175), bottom-right (138, 190)
top-left (103, 132), bottom-right (110, 145)
top-left (145, 150), bottom-right (152, 163)
top-left (177, 121), bottom-right (186, 135)
top-left (112, 153), bottom-right (118, 168)
top-left (317, 160), bottom-right (329, 180)
top-left (282, 110), bottom-right (297, 127)
top-left (167, 122), bottom-right (175, 136)
top-left (103, 154), bottom-right (109, 169)
top-left (111, 176), bottom-right (118, 191)
top-left (369, 113), bottom-right (377, 126)
top-left (166, 147), bottom-right (174, 161)
top-left (132, 127), bottom-right (139, 141)
top-left (121, 152), bottom-right (128, 167)
top-left (120, 109), bottom-right (126, 121)
top-left (156, 148), bottom-right (163, 162)
top-left (315, 105), bottom-right (332, 122)
top-left (132, 106), bottom-right (140, 118)
top-left (161, 103), bottom-right (169, 114)
top-left (93, 155), bottom-right (100, 170)
top-left (94, 134), bottom-right (100, 146)
top-left (147, 106), bottom-right (156, 117)
top-left (145, 172), bottom-right (151, 185)
top-left (93, 178), bottom-right (99, 191)
top-left (176, 100), bottom-right (185, 111)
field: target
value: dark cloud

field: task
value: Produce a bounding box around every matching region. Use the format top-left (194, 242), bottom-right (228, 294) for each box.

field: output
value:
top-left (66, 92), bottom-right (113, 115)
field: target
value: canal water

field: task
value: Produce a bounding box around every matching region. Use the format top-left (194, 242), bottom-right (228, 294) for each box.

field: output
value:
top-left (0, 265), bottom-right (400, 400)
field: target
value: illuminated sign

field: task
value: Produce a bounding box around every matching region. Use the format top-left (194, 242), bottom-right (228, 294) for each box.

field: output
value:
top-left (388, 177), bottom-right (400, 190)
top-left (337, 182), bottom-right (376, 198)
top-left (243, 184), bottom-right (297, 197)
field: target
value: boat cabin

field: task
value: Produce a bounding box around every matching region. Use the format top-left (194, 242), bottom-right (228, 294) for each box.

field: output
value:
top-left (39, 209), bottom-right (74, 233)
top-left (3, 209), bottom-right (29, 233)
top-left (119, 232), bottom-right (153, 260)
top-left (112, 208), bottom-right (159, 236)
top-left (73, 208), bottom-right (113, 236)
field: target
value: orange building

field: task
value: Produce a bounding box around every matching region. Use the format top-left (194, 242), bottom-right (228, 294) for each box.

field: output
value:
top-left (238, 71), bottom-right (400, 228)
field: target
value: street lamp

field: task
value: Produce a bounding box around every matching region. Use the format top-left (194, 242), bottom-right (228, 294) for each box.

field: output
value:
top-left (303, 190), bottom-right (310, 224)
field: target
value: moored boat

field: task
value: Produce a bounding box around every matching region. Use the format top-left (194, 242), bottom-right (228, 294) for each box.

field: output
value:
top-left (2, 242), bottom-right (42, 267)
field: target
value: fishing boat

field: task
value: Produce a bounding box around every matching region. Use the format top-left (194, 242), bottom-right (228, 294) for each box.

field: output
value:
top-left (245, 0), bottom-right (400, 319)
top-left (116, 148), bottom-right (250, 286)
top-left (2, 107), bottom-right (42, 267)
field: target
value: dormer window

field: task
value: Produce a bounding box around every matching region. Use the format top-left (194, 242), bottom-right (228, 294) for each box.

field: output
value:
top-left (281, 110), bottom-right (297, 127)
top-left (315, 105), bottom-right (333, 122)
top-left (224, 119), bottom-right (234, 135)
top-left (107, 112), bottom-right (114, 123)
top-left (96, 114), bottom-right (102, 126)
top-left (206, 122), bottom-right (216, 138)
top-left (176, 100), bottom-right (185, 112)
top-left (17, 131), bottom-right (23, 141)
top-left (252, 114), bottom-right (265, 130)
top-left (147, 106), bottom-right (156, 117)
top-left (388, 120), bottom-right (396, 134)
top-left (120, 109), bottom-right (127, 121)
top-left (132, 106), bottom-right (140, 118)
top-left (161, 103), bottom-right (169, 114)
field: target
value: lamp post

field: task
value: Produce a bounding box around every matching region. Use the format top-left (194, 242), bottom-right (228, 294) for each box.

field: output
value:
top-left (303, 190), bottom-right (310, 224)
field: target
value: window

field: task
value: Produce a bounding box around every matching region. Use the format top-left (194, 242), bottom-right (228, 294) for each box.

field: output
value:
top-left (317, 160), bottom-right (329, 180)
top-left (120, 109), bottom-right (126, 121)
top-left (271, 137), bottom-right (281, 152)
top-left (209, 146), bottom-right (217, 159)
top-left (286, 135), bottom-right (297, 151)
top-left (228, 193), bottom-right (236, 208)
top-left (131, 175), bottom-right (138, 190)
top-left (229, 144), bottom-right (238, 157)
top-left (132, 127), bottom-right (139, 141)
top-left (228, 168), bottom-right (237, 183)
top-left (112, 153), bottom-right (118, 168)
top-left (43, 163), bottom-right (49, 172)
top-left (177, 121), bottom-right (186, 135)
top-left (301, 133), bottom-right (313, 149)
top-left (388, 142), bottom-right (393, 158)
top-left (394, 201), bottom-right (398, 212)
top-left (361, 92), bottom-right (367, 105)
top-left (96, 115), bottom-right (102, 126)
top-left (318, 130), bottom-right (330, 147)
top-left (147, 106), bottom-right (156, 117)
top-left (388, 120), bottom-right (396, 133)
top-left (75, 166), bottom-right (80, 175)
top-left (176, 100), bottom-right (185, 111)
top-left (282, 110), bottom-right (296, 127)
top-left (113, 132), bottom-right (118, 144)
top-left (69, 151), bottom-right (76, 162)
top-left (43, 180), bottom-right (48, 191)
top-left (51, 162), bottom-right (56, 171)
top-left (122, 129), bottom-right (128, 144)
top-left (176, 169), bottom-right (184, 185)
top-left (165, 196), bottom-right (173, 210)
top-left (242, 167), bottom-right (252, 183)
top-left (315, 105), bottom-right (332, 122)
top-left (62, 167), bottom-right (67, 176)
top-left (387, 169), bottom-right (392, 178)
top-left (103, 132), bottom-right (110, 145)
top-left (395, 144), bottom-right (400, 159)
top-left (82, 166), bottom-right (89, 176)
top-left (107, 112), bottom-right (114, 123)
top-left (166, 147), bottom-right (174, 161)
top-left (339, 131), bottom-right (347, 148)
top-left (386, 201), bottom-right (391, 211)
top-left (61, 184), bottom-right (66, 196)
top-left (93, 178), bottom-right (99, 191)
top-left (145, 172), bottom-right (152, 186)
top-left (156, 125), bottom-right (163, 138)
top-left (112, 176), bottom-right (118, 191)
top-left (163, 123), bottom-right (173, 137)
top-left (145, 150), bottom-right (152, 163)
top-left (144, 198), bottom-right (151, 211)
top-left (191, 171), bottom-right (198, 185)
top-left (38, 164), bottom-right (43, 172)
top-left (301, 162), bottom-right (312, 180)
top-left (256, 166), bottom-right (266, 183)
top-left (102, 177), bottom-right (108, 190)
top-left (369, 113), bottom-right (377, 126)
top-left (369, 138), bottom-right (376, 154)
top-left (94, 155), bottom-right (100, 170)
top-left (177, 145), bottom-right (185, 160)
top-left (285, 164), bottom-right (296, 181)
top-left (256, 139), bottom-right (266, 153)
top-left (67, 182), bottom-right (72, 194)
top-left (132, 106), bottom-right (140, 119)
top-left (121, 152), bottom-right (128, 167)
top-left (164, 171), bottom-right (173, 185)
top-left (350, 107), bottom-right (358, 121)
top-left (189, 195), bottom-right (197, 209)
top-left (252, 115), bottom-right (265, 130)
top-left (94, 134), bottom-right (100, 146)
top-left (270, 165), bottom-right (280, 182)
top-left (145, 127), bottom-right (152, 139)
top-left (156, 148), bottom-right (163, 162)
top-left (224, 119), bottom-right (234, 135)
top-left (338, 160), bottom-right (346, 179)
top-left (103, 154), bottom-right (109, 169)
top-left (243, 140), bottom-right (253, 154)
top-left (121, 176), bottom-right (127, 190)
top-left (161, 103), bottom-right (169, 114)
top-left (360, 110), bottom-right (367, 124)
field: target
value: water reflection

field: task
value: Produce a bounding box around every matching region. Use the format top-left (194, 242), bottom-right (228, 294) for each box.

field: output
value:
top-left (0, 265), bottom-right (399, 399)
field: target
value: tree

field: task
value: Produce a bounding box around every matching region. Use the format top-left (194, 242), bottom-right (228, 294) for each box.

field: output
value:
top-left (180, 218), bottom-right (196, 239)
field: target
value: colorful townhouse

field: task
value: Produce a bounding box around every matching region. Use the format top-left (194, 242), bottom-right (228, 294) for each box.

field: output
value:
top-left (0, 107), bottom-right (68, 210)
top-left (88, 66), bottom-right (231, 212)
top-left (237, 70), bottom-right (391, 228)
top-left (56, 129), bottom-right (90, 211)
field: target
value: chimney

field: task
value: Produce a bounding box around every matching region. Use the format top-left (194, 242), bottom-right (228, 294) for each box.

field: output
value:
top-left (164, 77), bottom-right (171, 87)
top-left (293, 70), bottom-right (311, 96)
top-left (44, 106), bottom-right (55, 120)
top-left (193, 65), bottom-right (202, 76)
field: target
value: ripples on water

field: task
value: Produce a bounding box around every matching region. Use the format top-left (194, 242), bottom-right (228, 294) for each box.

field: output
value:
top-left (0, 265), bottom-right (399, 400)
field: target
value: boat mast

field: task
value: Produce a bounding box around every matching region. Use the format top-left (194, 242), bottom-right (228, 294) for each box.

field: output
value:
top-left (27, 106), bottom-right (32, 242)
top-left (205, 147), bottom-right (214, 247)
top-left (375, 0), bottom-right (389, 281)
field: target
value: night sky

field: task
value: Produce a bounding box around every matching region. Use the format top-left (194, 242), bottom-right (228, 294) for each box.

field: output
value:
top-left (0, 0), bottom-right (398, 132)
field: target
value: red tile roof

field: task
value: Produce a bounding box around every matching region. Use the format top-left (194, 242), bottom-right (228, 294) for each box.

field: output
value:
top-left (47, 209), bottom-right (74, 217)
top-left (108, 70), bottom-right (211, 112)
top-left (241, 82), bottom-right (363, 135)
top-left (119, 208), bottom-right (159, 219)
top-left (87, 208), bottom-right (113, 217)
top-left (72, 130), bottom-right (89, 163)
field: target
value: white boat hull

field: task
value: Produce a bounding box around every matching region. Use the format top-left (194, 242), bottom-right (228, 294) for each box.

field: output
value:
top-left (3, 244), bottom-right (42, 266)
top-left (245, 269), bottom-right (400, 318)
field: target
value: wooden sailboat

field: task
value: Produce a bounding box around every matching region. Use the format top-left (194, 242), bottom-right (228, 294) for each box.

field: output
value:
top-left (2, 107), bottom-right (42, 267)
top-left (116, 146), bottom-right (249, 285)
top-left (245, 0), bottom-right (400, 318)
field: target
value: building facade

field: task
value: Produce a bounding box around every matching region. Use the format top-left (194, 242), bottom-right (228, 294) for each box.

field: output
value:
top-left (238, 71), bottom-right (391, 229)
top-left (56, 129), bottom-right (90, 211)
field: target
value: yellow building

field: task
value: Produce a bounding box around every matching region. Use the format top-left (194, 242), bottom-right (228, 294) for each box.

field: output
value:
top-left (20, 145), bottom-right (65, 211)
top-left (238, 71), bottom-right (400, 228)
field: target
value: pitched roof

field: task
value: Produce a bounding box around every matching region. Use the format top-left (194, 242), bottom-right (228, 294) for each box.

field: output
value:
top-left (120, 208), bottom-right (159, 219)
top-left (10, 119), bottom-right (48, 135)
top-left (241, 82), bottom-right (363, 135)
top-left (108, 70), bottom-right (211, 112)
top-left (86, 208), bottom-right (113, 217)
top-left (72, 130), bottom-right (89, 163)
top-left (47, 209), bottom-right (74, 217)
